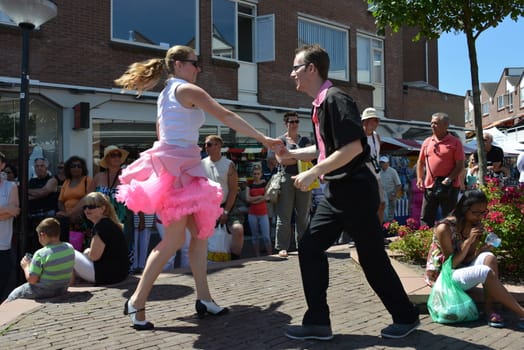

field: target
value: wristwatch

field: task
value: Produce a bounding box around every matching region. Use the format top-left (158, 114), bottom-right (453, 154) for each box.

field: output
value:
top-left (223, 210), bottom-right (229, 215)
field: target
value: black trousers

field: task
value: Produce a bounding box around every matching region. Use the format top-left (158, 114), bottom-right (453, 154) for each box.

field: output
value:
top-left (298, 166), bottom-right (419, 326)
top-left (420, 187), bottom-right (460, 228)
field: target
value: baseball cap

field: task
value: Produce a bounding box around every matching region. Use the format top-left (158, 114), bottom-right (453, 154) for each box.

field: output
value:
top-left (379, 155), bottom-right (389, 163)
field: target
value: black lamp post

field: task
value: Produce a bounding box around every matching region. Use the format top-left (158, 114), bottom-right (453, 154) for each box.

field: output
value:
top-left (0, 0), bottom-right (57, 274)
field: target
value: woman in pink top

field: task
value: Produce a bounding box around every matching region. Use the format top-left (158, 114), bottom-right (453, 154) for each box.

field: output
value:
top-left (114, 45), bottom-right (280, 330)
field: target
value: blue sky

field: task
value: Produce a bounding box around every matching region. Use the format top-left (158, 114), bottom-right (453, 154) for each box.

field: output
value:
top-left (438, 16), bottom-right (524, 96)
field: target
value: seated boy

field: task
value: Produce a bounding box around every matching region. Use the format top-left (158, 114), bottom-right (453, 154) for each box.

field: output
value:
top-left (4, 217), bottom-right (75, 303)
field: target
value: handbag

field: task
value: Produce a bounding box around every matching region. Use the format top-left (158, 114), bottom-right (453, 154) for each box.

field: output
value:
top-left (297, 160), bottom-right (320, 190)
top-left (265, 167), bottom-right (285, 204)
top-left (69, 230), bottom-right (85, 251)
top-left (427, 255), bottom-right (479, 324)
top-left (207, 225), bottom-right (232, 262)
top-left (432, 176), bottom-right (453, 199)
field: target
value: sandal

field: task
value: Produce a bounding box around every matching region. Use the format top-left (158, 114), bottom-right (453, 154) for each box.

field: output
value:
top-left (518, 318), bottom-right (524, 330)
top-left (487, 312), bottom-right (505, 328)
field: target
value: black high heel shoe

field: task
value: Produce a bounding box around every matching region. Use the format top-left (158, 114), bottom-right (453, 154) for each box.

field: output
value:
top-left (195, 299), bottom-right (229, 318)
top-left (124, 299), bottom-right (154, 330)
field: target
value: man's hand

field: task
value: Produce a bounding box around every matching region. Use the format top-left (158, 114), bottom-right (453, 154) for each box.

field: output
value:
top-left (263, 137), bottom-right (284, 152)
top-left (292, 168), bottom-right (320, 192)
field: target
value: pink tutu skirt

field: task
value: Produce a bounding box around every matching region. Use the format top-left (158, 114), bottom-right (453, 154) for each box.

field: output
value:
top-left (116, 142), bottom-right (223, 239)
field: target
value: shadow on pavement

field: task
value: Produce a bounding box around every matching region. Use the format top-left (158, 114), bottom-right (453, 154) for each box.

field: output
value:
top-left (121, 283), bottom-right (194, 301)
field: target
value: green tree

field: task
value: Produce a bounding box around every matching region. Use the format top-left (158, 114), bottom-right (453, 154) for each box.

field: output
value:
top-left (369, 0), bottom-right (524, 185)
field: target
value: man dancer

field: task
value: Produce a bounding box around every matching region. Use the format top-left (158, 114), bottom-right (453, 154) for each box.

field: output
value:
top-left (280, 44), bottom-right (420, 340)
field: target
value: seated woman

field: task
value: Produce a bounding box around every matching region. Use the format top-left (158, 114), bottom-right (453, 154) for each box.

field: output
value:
top-left (425, 190), bottom-right (524, 328)
top-left (73, 192), bottom-right (129, 285)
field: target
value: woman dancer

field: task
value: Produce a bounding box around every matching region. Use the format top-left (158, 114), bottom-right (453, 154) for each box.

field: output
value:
top-left (114, 45), bottom-right (280, 330)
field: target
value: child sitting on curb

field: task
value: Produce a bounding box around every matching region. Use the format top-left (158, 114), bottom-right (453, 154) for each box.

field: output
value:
top-left (4, 218), bottom-right (75, 303)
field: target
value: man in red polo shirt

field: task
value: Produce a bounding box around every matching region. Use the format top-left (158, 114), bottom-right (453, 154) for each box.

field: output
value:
top-left (416, 112), bottom-right (464, 227)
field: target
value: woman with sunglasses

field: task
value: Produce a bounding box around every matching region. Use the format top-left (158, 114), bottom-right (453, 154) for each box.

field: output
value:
top-left (425, 189), bottom-right (524, 329)
top-left (114, 45), bottom-right (281, 330)
top-left (56, 156), bottom-right (93, 243)
top-left (88, 145), bottom-right (129, 223)
top-left (274, 111), bottom-right (313, 258)
top-left (73, 192), bottom-right (129, 285)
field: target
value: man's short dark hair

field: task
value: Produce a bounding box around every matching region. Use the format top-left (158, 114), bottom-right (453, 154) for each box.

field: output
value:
top-left (295, 44), bottom-right (330, 80)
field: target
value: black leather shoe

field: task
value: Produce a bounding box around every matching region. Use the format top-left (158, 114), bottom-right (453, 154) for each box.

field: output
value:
top-left (284, 324), bottom-right (333, 341)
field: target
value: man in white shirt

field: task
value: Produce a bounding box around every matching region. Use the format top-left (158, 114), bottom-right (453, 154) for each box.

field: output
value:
top-left (379, 156), bottom-right (401, 223)
top-left (362, 107), bottom-right (386, 223)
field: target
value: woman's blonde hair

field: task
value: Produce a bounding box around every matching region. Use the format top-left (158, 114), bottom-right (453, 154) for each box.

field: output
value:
top-left (114, 45), bottom-right (195, 95)
top-left (83, 192), bottom-right (121, 227)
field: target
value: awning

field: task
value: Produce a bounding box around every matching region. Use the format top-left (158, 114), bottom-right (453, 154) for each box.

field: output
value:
top-left (381, 137), bottom-right (420, 152)
top-left (224, 147), bottom-right (266, 154)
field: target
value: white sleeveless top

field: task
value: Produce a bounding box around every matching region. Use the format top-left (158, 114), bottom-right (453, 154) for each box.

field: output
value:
top-left (157, 78), bottom-right (205, 147)
top-left (201, 156), bottom-right (232, 205)
top-left (0, 180), bottom-right (16, 250)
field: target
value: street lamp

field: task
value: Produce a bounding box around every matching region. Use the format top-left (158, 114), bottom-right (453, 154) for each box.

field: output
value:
top-left (0, 0), bottom-right (57, 274)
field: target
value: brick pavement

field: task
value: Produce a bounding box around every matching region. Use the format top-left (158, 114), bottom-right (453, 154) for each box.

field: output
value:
top-left (0, 245), bottom-right (523, 349)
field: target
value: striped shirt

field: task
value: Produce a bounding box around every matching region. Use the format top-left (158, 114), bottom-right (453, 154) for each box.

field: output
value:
top-left (29, 242), bottom-right (75, 288)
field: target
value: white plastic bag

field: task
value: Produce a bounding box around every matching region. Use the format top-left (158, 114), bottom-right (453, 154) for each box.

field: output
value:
top-left (207, 225), bottom-right (232, 262)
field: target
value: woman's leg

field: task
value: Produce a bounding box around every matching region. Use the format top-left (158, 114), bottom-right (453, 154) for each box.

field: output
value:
top-left (294, 188), bottom-right (312, 245)
top-left (130, 216), bottom-right (187, 321)
top-left (481, 255), bottom-right (524, 318)
top-left (259, 214), bottom-right (272, 255)
top-left (275, 175), bottom-right (294, 251)
top-left (248, 214), bottom-right (260, 257)
top-left (186, 215), bottom-right (212, 301)
top-left (73, 251), bottom-right (95, 283)
top-left (139, 228), bottom-right (152, 269)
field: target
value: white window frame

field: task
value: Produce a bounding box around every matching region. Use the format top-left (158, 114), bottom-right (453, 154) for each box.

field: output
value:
top-left (298, 16), bottom-right (349, 81)
top-left (508, 92), bottom-right (514, 112)
top-left (357, 32), bottom-right (384, 109)
top-left (497, 95), bottom-right (505, 110)
top-left (110, 0), bottom-right (199, 52)
top-left (212, 0), bottom-right (274, 63)
top-left (520, 86), bottom-right (524, 108)
top-left (481, 102), bottom-right (490, 116)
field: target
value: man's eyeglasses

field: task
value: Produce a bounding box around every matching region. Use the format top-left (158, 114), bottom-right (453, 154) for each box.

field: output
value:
top-left (70, 163), bottom-right (82, 169)
top-left (83, 204), bottom-right (100, 210)
top-left (287, 120), bottom-right (300, 124)
top-left (205, 142), bottom-right (217, 147)
top-left (109, 152), bottom-right (122, 158)
top-left (179, 59), bottom-right (200, 68)
top-left (292, 63), bottom-right (308, 72)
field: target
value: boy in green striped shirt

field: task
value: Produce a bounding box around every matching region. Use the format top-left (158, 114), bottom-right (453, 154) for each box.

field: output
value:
top-left (4, 218), bottom-right (74, 302)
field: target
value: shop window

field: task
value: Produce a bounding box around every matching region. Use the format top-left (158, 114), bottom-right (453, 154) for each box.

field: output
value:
top-left (298, 17), bottom-right (349, 81)
top-left (0, 94), bottom-right (61, 176)
top-left (112, 0), bottom-right (198, 50)
top-left (91, 119), bottom-right (156, 173)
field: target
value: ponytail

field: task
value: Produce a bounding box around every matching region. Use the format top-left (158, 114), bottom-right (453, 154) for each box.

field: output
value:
top-left (114, 58), bottom-right (165, 95)
top-left (114, 45), bottom-right (195, 96)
